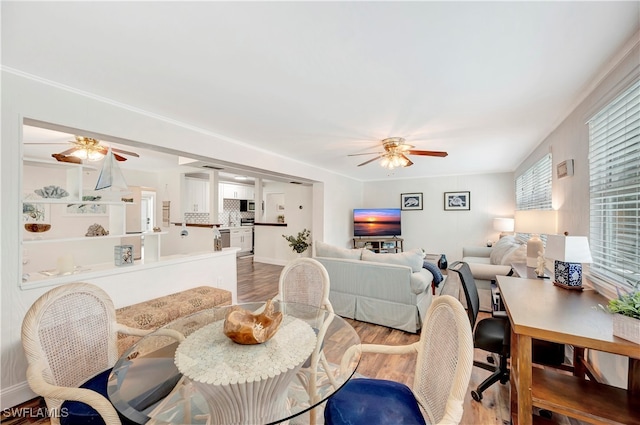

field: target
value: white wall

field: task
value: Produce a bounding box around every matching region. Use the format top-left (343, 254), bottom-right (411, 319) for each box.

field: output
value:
top-left (514, 36), bottom-right (639, 389)
top-left (0, 70), bottom-right (363, 408)
top-left (362, 172), bottom-right (515, 261)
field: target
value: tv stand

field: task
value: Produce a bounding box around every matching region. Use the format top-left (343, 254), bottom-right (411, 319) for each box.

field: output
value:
top-left (353, 237), bottom-right (403, 253)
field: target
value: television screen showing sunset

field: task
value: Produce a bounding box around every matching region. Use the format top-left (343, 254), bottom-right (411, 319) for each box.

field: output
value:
top-left (353, 208), bottom-right (401, 236)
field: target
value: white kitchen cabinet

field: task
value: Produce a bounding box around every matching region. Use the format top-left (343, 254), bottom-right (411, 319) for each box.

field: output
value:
top-left (185, 177), bottom-right (210, 213)
top-left (230, 227), bottom-right (252, 252)
top-left (221, 183), bottom-right (254, 200)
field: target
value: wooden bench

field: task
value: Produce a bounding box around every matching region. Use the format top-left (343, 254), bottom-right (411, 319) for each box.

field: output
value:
top-left (116, 286), bottom-right (232, 354)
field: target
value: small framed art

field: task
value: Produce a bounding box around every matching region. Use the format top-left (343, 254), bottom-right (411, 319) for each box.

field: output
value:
top-left (114, 245), bottom-right (134, 266)
top-left (401, 193), bottom-right (423, 210)
top-left (444, 191), bottom-right (470, 211)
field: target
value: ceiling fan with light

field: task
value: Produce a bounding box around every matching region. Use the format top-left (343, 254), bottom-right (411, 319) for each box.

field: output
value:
top-left (349, 137), bottom-right (447, 170)
top-left (27, 136), bottom-right (140, 162)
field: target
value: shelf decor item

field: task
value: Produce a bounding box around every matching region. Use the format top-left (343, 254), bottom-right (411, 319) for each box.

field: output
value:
top-left (282, 228), bottom-right (311, 254)
top-left (24, 223), bottom-right (51, 233)
top-left (114, 245), bottom-right (134, 266)
top-left (34, 185), bottom-right (69, 198)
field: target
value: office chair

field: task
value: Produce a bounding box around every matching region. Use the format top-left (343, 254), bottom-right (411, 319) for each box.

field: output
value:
top-left (448, 261), bottom-right (510, 402)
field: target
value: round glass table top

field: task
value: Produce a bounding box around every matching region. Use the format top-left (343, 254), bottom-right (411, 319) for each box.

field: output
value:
top-left (107, 302), bottom-right (361, 424)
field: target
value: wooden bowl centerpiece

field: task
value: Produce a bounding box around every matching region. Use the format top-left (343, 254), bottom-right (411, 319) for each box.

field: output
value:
top-left (223, 299), bottom-right (283, 345)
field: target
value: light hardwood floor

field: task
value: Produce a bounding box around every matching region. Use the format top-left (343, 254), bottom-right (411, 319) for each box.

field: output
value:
top-left (4, 256), bottom-right (584, 424)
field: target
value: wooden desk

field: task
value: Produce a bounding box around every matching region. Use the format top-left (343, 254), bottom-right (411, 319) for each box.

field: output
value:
top-left (496, 276), bottom-right (640, 425)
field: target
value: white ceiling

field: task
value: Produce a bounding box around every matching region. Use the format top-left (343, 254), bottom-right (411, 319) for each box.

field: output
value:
top-left (3, 1), bottom-right (639, 181)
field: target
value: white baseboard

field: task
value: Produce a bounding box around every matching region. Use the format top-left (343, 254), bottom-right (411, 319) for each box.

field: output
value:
top-left (1, 380), bottom-right (37, 411)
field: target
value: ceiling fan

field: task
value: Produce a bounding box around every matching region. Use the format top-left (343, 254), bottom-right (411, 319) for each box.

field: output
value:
top-left (26, 136), bottom-right (140, 162)
top-left (54, 136), bottom-right (141, 162)
top-left (349, 137), bottom-right (448, 169)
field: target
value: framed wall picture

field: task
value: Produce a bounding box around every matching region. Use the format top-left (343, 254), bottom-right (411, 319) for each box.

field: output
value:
top-left (444, 191), bottom-right (470, 211)
top-left (401, 193), bottom-right (423, 210)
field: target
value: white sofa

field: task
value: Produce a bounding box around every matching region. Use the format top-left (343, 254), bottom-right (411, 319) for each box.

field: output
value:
top-left (461, 235), bottom-right (525, 311)
top-left (313, 241), bottom-right (437, 333)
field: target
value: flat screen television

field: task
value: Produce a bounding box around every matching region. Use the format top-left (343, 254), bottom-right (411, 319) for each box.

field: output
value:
top-left (353, 208), bottom-right (401, 237)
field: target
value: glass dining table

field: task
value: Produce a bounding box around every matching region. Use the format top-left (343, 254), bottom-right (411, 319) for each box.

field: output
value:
top-left (107, 301), bottom-right (361, 424)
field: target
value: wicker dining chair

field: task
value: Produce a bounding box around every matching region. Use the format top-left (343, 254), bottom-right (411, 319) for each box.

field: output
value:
top-left (21, 282), bottom-right (155, 425)
top-left (275, 257), bottom-right (337, 424)
top-left (324, 295), bottom-right (474, 425)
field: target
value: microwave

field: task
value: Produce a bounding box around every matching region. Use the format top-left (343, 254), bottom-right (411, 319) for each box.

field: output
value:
top-left (240, 200), bottom-right (255, 211)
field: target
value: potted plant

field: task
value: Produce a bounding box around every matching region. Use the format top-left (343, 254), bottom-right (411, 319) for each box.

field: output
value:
top-left (282, 228), bottom-right (311, 255)
top-left (600, 289), bottom-right (640, 344)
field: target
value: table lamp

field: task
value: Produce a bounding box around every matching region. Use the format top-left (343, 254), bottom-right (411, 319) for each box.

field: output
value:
top-left (514, 210), bottom-right (558, 267)
top-left (493, 218), bottom-right (515, 238)
top-left (545, 235), bottom-right (593, 290)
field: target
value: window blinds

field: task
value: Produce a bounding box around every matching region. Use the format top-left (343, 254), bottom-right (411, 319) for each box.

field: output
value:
top-left (516, 154), bottom-right (553, 210)
top-left (588, 79), bottom-right (640, 290)
top-left (515, 154), bottom-right (553, 244)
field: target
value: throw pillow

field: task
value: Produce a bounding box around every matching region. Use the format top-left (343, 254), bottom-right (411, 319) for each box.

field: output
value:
top-left (502, 244), bottom-right (526, 265)
top-left (361, 249), bottom-right (424, 272)
top-left (489, 235), bottom-right (519, 265)
top-left (314, 241), bottom-right (363, 260)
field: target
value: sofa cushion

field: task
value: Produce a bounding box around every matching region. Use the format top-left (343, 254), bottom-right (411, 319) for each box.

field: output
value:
top-left (315, 240), bottom-right (363, 260)
top-left (361, 249), bottom-right (424, 272)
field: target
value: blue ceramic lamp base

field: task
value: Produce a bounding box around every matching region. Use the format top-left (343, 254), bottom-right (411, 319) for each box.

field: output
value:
top-left (553, 260), bottom-right (584, 291)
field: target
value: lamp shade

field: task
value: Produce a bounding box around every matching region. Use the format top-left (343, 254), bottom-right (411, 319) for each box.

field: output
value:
top-left (514, 210), bottom-right (558, 235)
top-left (493, 218), bottom-right (515, 232)
top-left (545, 235), bottom-right (593, 263)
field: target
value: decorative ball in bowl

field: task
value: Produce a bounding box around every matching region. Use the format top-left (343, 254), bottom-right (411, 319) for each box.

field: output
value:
top-left (223, 299), bottom-right (283, 345)
top-left (24, 223), bottom-right (51, 233)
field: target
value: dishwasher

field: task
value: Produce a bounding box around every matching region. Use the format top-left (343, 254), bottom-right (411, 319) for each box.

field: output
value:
top-left (219, 229), bottom-right (231, 248)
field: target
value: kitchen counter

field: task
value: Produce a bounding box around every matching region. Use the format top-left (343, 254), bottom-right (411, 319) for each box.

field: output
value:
top-left (254, 222), bottom-right (287, 227)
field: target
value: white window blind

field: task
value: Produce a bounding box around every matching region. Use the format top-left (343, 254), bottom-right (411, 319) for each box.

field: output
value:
top-left (588, 79), bottom-right (640, 291)
top-left (515, 154), bottom-right (553, 244)
top-left (516, 154), bottom-right (553, 210)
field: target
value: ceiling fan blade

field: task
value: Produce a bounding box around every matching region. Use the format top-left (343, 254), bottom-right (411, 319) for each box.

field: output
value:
top-left (58, 147), bottom-right (78, 156)
top-left (112, 147), bottom-right (140, 157)
top-left (348, 151), bottom-right (383, 157)
top-left (357, 155), bottom-right (383, 167)
top-left (400, 154), bottom-right (413, 167)
top-left (407, 150), bottom-right (448, 157)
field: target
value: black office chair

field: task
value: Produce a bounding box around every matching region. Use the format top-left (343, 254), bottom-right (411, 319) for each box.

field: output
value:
top-left (449, 261), bottom-right (510, 401)
top-left (450, 261), bottom-right (567, 403)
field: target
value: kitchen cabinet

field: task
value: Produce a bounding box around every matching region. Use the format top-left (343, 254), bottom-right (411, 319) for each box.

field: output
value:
top-left (230, 227), bottom-right (252, 253)
top-left (221, 183), bottom-right (254, 200)
top-left (21, 158), bottom-right (166, 287)
top-left (185, 177), bottom-right (210, 213)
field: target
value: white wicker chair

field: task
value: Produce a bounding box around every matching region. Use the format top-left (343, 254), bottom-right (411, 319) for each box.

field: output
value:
top-left (275, 257), bottom-right (337, 424)
top-left (325, 295), bottom-right (474, 425)
top-left (21, 282), bottom-right (154, 425)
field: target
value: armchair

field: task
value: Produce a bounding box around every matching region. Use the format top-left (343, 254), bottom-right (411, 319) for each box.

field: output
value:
top-left (21, 282), bottom-right (175, 425)
top-left (324, 295), bottom-right (473, 425)
top-left (461, 235), bottom-right (525, 311)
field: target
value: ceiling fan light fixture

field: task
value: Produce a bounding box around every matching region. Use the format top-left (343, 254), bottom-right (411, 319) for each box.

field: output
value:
top-left (71, 148), bottom-right (105, 161)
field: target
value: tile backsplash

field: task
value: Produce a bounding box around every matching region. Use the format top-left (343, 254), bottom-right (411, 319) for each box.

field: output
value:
top-left (183, 199), bottom-right (254, 226)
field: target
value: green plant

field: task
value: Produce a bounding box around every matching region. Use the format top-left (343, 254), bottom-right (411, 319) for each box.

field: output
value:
top-left (282, 228), bottom-right (311, 254)
top-left (600, 289), bottom-right (640, 320)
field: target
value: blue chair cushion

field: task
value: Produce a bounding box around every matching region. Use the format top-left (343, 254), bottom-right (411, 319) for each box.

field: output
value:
top-left (60, 368), bottom-right (136, 425)
top-left (324, 378), bottom-right (426, 425)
